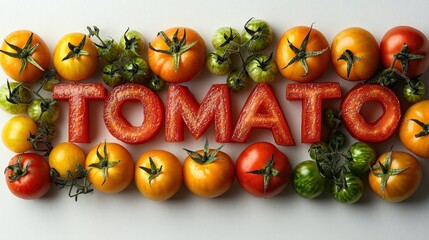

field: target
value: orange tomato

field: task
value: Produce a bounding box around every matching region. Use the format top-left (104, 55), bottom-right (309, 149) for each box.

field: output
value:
top-left (49, 142), bottom-right (86, 178)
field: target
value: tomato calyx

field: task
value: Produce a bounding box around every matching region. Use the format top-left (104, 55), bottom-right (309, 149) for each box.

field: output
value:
top-left (409, 118), bottom-right (429, 138)
top-left (4, 155), bottom-right (31, 182)
top-left (5, 80), bottom-right (30, 105)
top-left (183, 139), bottom-right (223, 165)
top-left (121, 28), bottom-right (142, 57)
top-left (248, 52), bottom-right (274, 72)
top-left (27, 122), bottom-right (55, 156)
top-left (87, 26), bottom-right (120, 61)
top-left (149, 28), bottom-right (197, 72)
top-left (393, 43), bottom-right (425, 74)
top-left (139, 157), bottom-right (163, 187)
top-left (88, 142), bottom-right (121, 185)
top-left (147, 74), bottom-right (166, 92)
top-left (337, 49), bottom-right (361, 80)
top-left (62, 35), bottom-right (89, 61)
top-left (50, 163), bottom-right (93, 201)
top-left (218, 27), bottom-right (240, 49)
top-left (246, 154), bottom-right (279, 192)
top-left (370, 150), bottom-right (409, 197)
top-left (281, 23), bottom-right (329, 77)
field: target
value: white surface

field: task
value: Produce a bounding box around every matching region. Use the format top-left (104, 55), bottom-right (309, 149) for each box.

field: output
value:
top-left (1, 0), bottom-right (429, 239)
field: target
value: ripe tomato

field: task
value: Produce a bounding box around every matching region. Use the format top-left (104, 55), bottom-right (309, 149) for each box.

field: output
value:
top-left (276, 24), bottom-right (330, 82)
top-left (2, 116), bottom-right (37, 153)
top-left (53, 32), bottom-right (99, 81)
top-left (399, 100), bottom-right (429, 158)
top-left (49, 142), bottom-right (86, 178)
top-left (5, 153), bottom-right (51, 199)
top-left (369, 151), bottom-right (422, 202)
top-left (380, 26), bottom-right (429, 78)
top-left (135, 150), bottom-right (182, 201)
top-left (85, 142), bottom-right (134, 194)
top-left (236, 142), bottom-right (292, 198)
top-left (183, 140), bottom-right (235, 198)
top-left (148, 27), bottom-right (206, 83)
top-left (0, 30), bottom-right (50, 83)
top-left (331, 27), bottom-right (379, 81)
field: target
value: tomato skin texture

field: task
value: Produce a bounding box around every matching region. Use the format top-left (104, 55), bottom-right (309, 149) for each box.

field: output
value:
top-left (0, 81), bottom-right (31, 114)
top-left (5, 153), bottom-right (52, 199)
top-left (52, 83), bottom-right (107, 143)
top-left (380, 26), bottom-right (429, 78)
top-left (148, 27), bottom-right (206, 83)
top-left (236, 142), bottom-right (292, 198)
top-left (183, 149), bottom-right (235, 198)
top-left (399, 100), bottom-right (429, 158)
top-left (53, 32), bottom-right (99, 81)
top-left (27, 99), bottom-right (59, 124)
top-left (331, 27), bottom-right (379, 81)
top-left (369, 151), bottom-right (422, 202)
top-left (2, 116), bottom-right (37, 153)
top-left (292, 160), bottom-right (326, 199)
top-left (85, 142), bottom-right (135, 194)
top-left (341, 84), bottom-right (401, 142)
top-left (331, 173), bottom-right (364, 204)
top-left (0, 30), bottom-right (50, 83)
top-left (276, 26), bottom-right (330, 82)
top-left (135, 150), bottom-right (183, 201)
top-left (347, 142), bottom-right (376, 175)
top-left (104, 84), bottom-right (164, 144)
top-left (48, 142), bottom-right (86, 178)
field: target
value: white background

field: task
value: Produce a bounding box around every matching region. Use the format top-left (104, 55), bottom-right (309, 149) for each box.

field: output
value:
top-left (1, 0), bottom-right (429, 239)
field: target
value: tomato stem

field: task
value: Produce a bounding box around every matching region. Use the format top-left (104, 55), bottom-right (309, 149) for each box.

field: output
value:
top-left (88, 141), bottom-right (120, 185)
top-left (409, 118), bottom-right (429, 138)
top-left (4, 155), bottom-right (31, 182)
top-left (183, 138), bottom-right (223, 165)
top-left (247, 154), bottom-right (279, 192)
top-left (337, 49), bottom-right (361, 80)
top-left (139, 157), bottom-right (163, 187)
top-left (62, 35), bottom-right (89, 61)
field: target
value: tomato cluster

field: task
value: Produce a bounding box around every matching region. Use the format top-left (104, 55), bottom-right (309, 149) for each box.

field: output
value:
top-left (0, 22), bottom-right (428, 203)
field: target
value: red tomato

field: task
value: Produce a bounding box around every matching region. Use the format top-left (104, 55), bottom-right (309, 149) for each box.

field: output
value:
top-left (5, 153), bottom-right (52, 199)
top-left (231, 83), bottom-right (295, 146)
top-left (236, 142), bottom-right (292, 198)
top-left (380, 26), bottom-right (429, 78)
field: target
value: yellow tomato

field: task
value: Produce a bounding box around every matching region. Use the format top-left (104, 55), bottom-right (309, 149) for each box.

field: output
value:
top-left (2, 116), bottom-right (37, 152)
top-left (49, 142), bottom-right (86, 178)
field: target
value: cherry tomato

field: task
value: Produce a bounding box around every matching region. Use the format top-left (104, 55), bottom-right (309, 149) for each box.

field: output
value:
top-left (119, 28), bottom-right (145, 57)
top-left (206, 50), bottom-right (232, 76)
top-left (2, 116), bottom-right (37, 153)
top-left (331, 173), bottom-right (364, 204)
top-left (246, 53), bottom-right (278, 83)
top-left (211, 27), bottom-right (241, 51)
top-left (135, 150), bottom-right (183, 201)
top-left (241, 18), bottom-right (273, 53)
top-left (27, 99), bottom-right (59, 124)
top-left (236, 142), bottom-right (292, 198)
top-left (292, 160), bottom-right (326, 199)
top-left (402, 79), bottom-right (426, 104)
top-left (102, 63), bottom-right (123, 87)
top-left (346, 142), bottom-right (376, 175)
top-left (123, 57), bottom-right (151, 84)
top-left (226, 69), bottom-right (250, 93)
top-left (0, 81), bottom-right (31, 114)
top-left (0, 30), bottom-right (50, 83)
top-left (48, 142), bottom-right (86, 178)
top-left (5, 153), bottom-right (51, 199)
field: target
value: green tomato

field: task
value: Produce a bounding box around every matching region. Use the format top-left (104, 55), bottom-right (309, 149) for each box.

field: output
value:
top-left (206, 50), bottom-right (232, 76)
top-left (123, 57), bottom-right (151, 84)
top-left (329, 130), bottom-right (346, 150)
top-left (102, 63), bottom-right (123, 87)
top-left (242, 18), bottom-right (273, 53)
top-left (41, 69), bottom-right (60, 91)
top-left (211, 27), bottom-right (241, 51)
top-left (0, 81), bottom-right (31, 114)
top-left (27, 99), bottom-right (59, 124)
top-left (292, 160), bottom-right (326, 199)
top-left (308, 141), bottom-right (330, 161)
top-left (403, 80), bottom-right (426, 104)
top-left (246, 53), bottom-right (278, 83)
top-left (146, 75), bottom-right (166, 92)
top-left (119, 28), bottom-right (145, 57)
top-left (226, 70), bottom-right (250, 93)
top-left (98, 39), bottom-right (121, 62)
top-left (331, 173), bottom-right (364, 204)
top-left (347, 142), bottom-right (376, 175)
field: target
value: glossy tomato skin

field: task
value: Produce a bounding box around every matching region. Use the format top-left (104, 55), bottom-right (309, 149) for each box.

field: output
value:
top-left (85, 142), bottom-right (135, 194)
top-left (331, 173), bottom-right (364, 204)
top-left (292, 160), bottom-right (326, 199)
top-left (53, 32), bottom-right (99, 81)
top-left (135, 150), bottom-right (183, 201)
top-left (369, 151), bottom-right (422, 202)
top-left (399, 100), bottom-right (429, 158)
top-left (380, 26), bottom-right (429, 78)
top-left (347, 142), bottom-right (377, 175)
top-left (276, 25), bottom-right (330, 82)
top-left (331, 27), bottom-right (379, 81)
top-left (236, 142), bottom-right (292, 198)
top-left (0, 81), bottom-right (31, 114)
top-left (0, 30), bottom-right (50, 83)
top-left (5, 153), bottom-right (52, 199)
top-left (148, 27), bottom-right (206, 83)
top-left (48, 142), bottom-right (86, 178)
top-left (2, 116), bottom-right (37, 153)
top-left (27, 99), bottom-right (59, 124)
top-left (241, 19), bottom-right (273, 53)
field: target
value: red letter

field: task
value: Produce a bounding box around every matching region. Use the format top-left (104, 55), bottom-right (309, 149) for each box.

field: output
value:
top-left (232, 83), bottom-right (295, 146)
top-left (341, 84), bottom-right (401, 142)
top-left (165, 84), bottom-right (232, 142)
top-left (52, 83), bottom-right (106, 143)
top-left (287, 82), bottom-right (342, 143)
top-left (104, 84), bottom-right (164, 144)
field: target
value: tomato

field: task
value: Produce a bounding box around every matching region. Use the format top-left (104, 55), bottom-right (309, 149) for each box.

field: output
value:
top-left (331, 173), bottom-right (364, 204)
top-left (4, 153), bottom-right (51, 199)
top-left (226, 69), bottom-right (250, 93)
top-left (399, 100), bottom-right (429, 158)
top-left (308, 141), bottom-right (330, 161)
top-left (369, 151), bottom-right (422, 202)
top-left (292, 160), bottom-right (326, 199)
top-left (380, 26), bottom-right (429, 78)
top-left (0, 81), bottom-right (31, 114)
top-left (241, 18), bottom-right (273, 53)
top-left (48, 142), bottom-right (86, 178)
top-left (206, 50), bottom-right (232, 76)
top-left (53, 32), bottom-right (99, 81)
top-left (211, 27), bottom-right (241, 51)
top-left (2, 116), bottom-right (37, 153)
top-left (85, 142), bottom-right (134, 194)
top-left (148, 27), bottom-right (206, 83)
top-left (119, 28), bottom-right (145, 57)
top-left (135, 150), bottom-right (183, 201)
top-left (232, 83), bottom-right (295, 146)
top-left (102, 63), bottom-right (123, 87)
top-left (331, 27), bottom-right (379, 81)
top-left (146, 75), bottom-right (166, 92)
top-left (346, 142), bottom-right (376, 175)
top-left (246, 53), bottom-right (278, 83)
top-left (236, 142), bottom-right (291, 198)
top-left (276, 24), bottom-right (330, 82)
top-left (41, 68), bottom-right (60, 91)
top-left (183, 140), bottom-right (235, 198)
top-left (27, 99), bottom-right (59, 124)
top-left (402, 79), bottom-right (426, 104)
top-left (341, 84), bottom-right (401, 142)
top-left (123, 57), bottom-right (151, 84)
top-left (87, 26), bottom-right (121, 62)
top-left (0, 30), bottom-right (50, 83)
